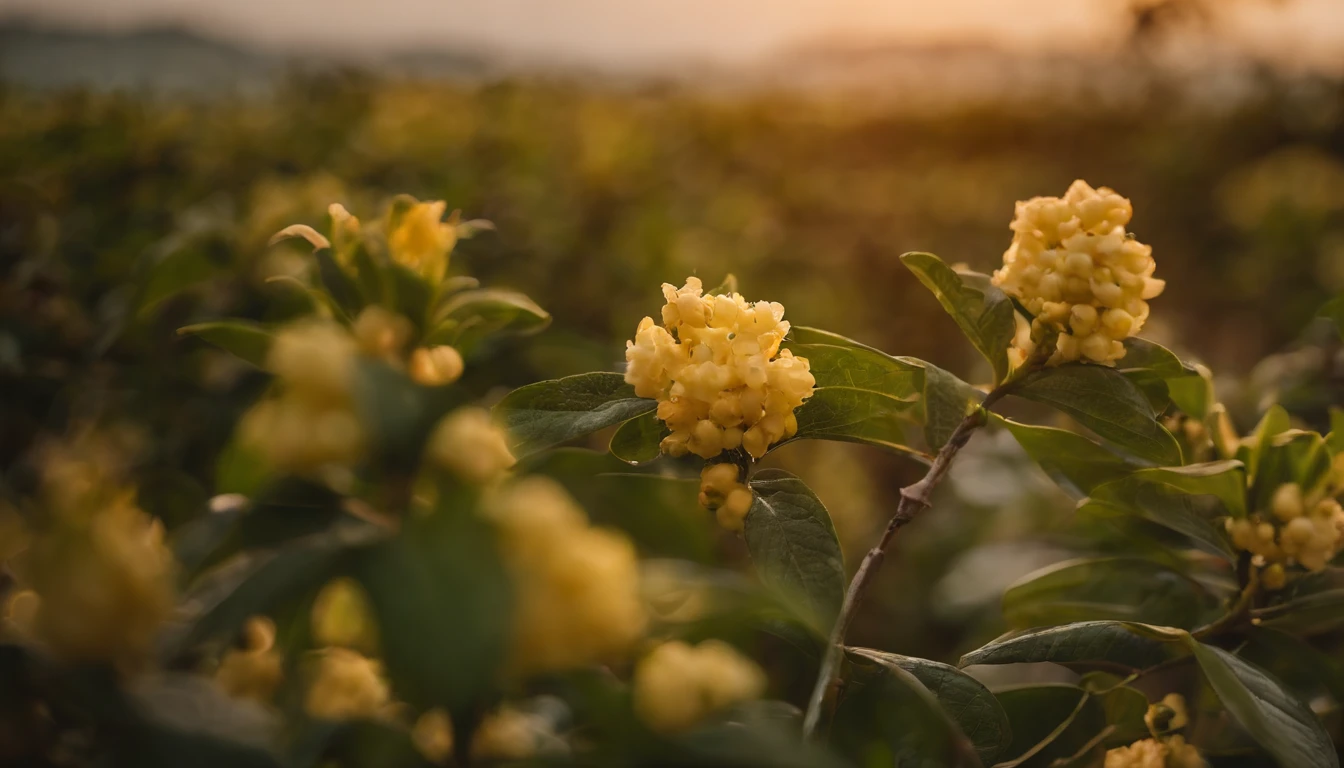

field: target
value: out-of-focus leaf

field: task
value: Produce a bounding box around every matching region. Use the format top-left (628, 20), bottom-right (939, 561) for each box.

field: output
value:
top-left (1317, 294), bottom-right (1344, 338)
top-left (388, 263), bottom-right (432, 325)
top-left (899, 252), bottom-right (1016, 384)
top-left (1080, 475), bottom-right (1237, 561)
top-left (1013, 365), bottom-right (1183, 466)
top-left (1130, 460), bottom-right (1247, 518)
top-left (995, 415), bottom-right (1141, 498)
top-left (215, 438), bottom-right (271, 498)
top-left (314, 249), bottom-right (363, 317)
top-left (1249, 430), bottom-right (1331, 514)
top-left (350, 358), bottom-right (436, 465)
top-left (349, 244), bottom-right (389, 307)
top-left (849, 648), bottom-right (1012, 765)
top-left (137, 247), bottom-right (220, 317)
top-left (992, 684), bottom-right (1107, 768)
top-left (1185, 638), bottom-right (1339, 768)
top-left (179, 321), bottom-right (273, 368)
top-left (494, 373), bottom-right (656, 457)
top-left (1237, 405), bottom-right (1292, 484)
top-left (356, 506), bottom-right (512, 717)
top-left (1255, 568), bottom-right (1344, 636)
top-left (832, 652), bottom-right (979, 768)
top-left (960, 621), bottom-right (1185, 673)
top-left (1326, 407), bottom-right (1344, 455)
top-left (705, 273), bottom-right (739, 296)
top-left (609, 411), bottom-right (665, 465)
top-left (425, 288), bottom-right (551, 355)
top-left (1003, 557), bottom-right (1214, 630)
top-left (744, 470), bottom-right (845, 634)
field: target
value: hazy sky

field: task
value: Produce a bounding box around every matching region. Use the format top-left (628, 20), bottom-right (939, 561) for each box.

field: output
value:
top-left (6, 0), bottom-right (1344, 68)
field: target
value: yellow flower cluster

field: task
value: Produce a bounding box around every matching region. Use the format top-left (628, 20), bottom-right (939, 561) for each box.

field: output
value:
top-left (992, 181), bottom-right (1165, 367)
top-left (699, 463), bottom-right (754, 531)
top-left (1225, 482), bottom-right (1344, 577)
top-left (304, 647), bottom-right (393, 721)
top-left (26, 463), bottom-right (175, 672)
top-left (412, 705), bottom-right (566, 764)
top-left (1105, 737), bottom-right (1204, 768)
top-left (1144, 693), bottom-right (1189, 734)
top-left (427, 407), bottom-right (517, 485)
top-left (386, 199), bottom-right (459, 285)
top-left (242, 320), bottom-right (366, 473)
top-left (625, 277), bottom-right (815, 460)
top-left (483, 477), bottom-right (645, 675)
top-left (215, 616), bottom-right (284, 703)
top-left (632, 640), bottom-right (766, 733)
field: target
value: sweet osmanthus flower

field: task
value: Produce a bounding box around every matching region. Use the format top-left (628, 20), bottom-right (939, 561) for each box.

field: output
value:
top-left (698, 463), bottom-right (754, 532)
top-left (1225, 479), bottom-right (1344, 580)
top-left (632, 639), bottom-right (766, 733)
top-left (625, 277), bottom-right (816, 460)
top-left (993, 180), bottom-right (1164, 367)
top-left (1105, 694), bottom-right (1204, 768)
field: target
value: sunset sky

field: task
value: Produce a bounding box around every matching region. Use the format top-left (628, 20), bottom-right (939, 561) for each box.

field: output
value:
top-left (4, 0), bottom-right (1343, 69)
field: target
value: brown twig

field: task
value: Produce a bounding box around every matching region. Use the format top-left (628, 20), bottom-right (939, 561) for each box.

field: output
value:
top-left (801, 385), bottom-right (1012, 739)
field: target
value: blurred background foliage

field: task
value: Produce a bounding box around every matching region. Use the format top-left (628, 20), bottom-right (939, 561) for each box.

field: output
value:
top-left (4, 40), bottom-right (1344, 673)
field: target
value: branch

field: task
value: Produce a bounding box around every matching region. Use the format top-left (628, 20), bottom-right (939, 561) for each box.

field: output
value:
top-left (801, 384), bottom-right (1012, 739)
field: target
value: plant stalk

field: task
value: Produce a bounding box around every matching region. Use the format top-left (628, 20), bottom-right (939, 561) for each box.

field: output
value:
top-left (801, 385), bottom-right (1011, 739)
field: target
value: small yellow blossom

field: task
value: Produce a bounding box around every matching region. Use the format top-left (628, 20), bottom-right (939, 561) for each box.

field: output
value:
top-left (412, 708), bottom-right (455, 764)
top-left (216, 616), bottom-right (284, 703)
top-left (388, 200), bottom-right (458, 284)
top-left (304, 647), bottom-right (391, 721)
top-left (352, 306), bottom-right (414, 363)
top-left (993, 181), bottom-right (1164, 367)
top-left (633, 639), bottom-right (766, 733)
top-left (698, 463), bottom-right (754, 531)
top-left (1105, 736), bottom-right (1205, 768)
top-left (408, 346), bottom-right (465, 387)
top-left (625, 277), bottom-right (815, 460)
top-left (426, 408), bottom-right (516, 485)
top-left (1144, 693), bottom-right (1189, 734)
top-left (1225, 484), bottom-right (1344, 575)
top-left (484, 477), bottom-right (645, 676)
top-left (412, 705), bottom-right (566, 764)
top-left (311, 578), bottom-right (379, 653)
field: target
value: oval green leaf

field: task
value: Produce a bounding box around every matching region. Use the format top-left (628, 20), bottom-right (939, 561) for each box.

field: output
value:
top-left (178, 321), bottom-right (273, 369)
top-left (608, 411), bottom-right (666, 465)
top-left (493, 373), bottom-right (656, 458)
top-left (959, 621), bottom-right (1184, 673)
top-left (1003, 557), bottom-right (1215, 630)
top-left (899, 252), bottom-right (1016, 384)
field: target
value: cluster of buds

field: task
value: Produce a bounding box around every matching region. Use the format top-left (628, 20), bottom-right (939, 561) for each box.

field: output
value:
top-left (1225, 482), bottom-right (1344, 582)
top-left (483, 477), bottom-right (646, 676)
top-left (215, 616), bottom-right (284, 703)
top-left (353, 306), bottom-right (464, 388)
top-left (625, 277), bottom-right (815, 460)
top-left (993, 181), bottom-right (1164, 367)
top-left (699, 463), bottom-right (754, 531)
top-left (304, 647), bottom-right (393, 721)
top-left (632, 640), bottom-right (766, 733)
top-left (1106, 694), bottom-right (1204, 768)
top-left (412, 704), bottom-right (567, 764)
top-left (23, 440), bottom-right (176, 672)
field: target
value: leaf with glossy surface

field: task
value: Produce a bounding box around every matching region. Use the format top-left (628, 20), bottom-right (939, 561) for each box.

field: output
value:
top-left (849, 648), bottom-right (1012, 765)
top-left (1119, 338), bottom-right (1211, 418)
top-left (900, 252), bottom-right (1016, 383)
top-left (1130, 460), bottom-right (1247, 518)
top-left (783, 386), bottom-right (926, 459)
top-left (1080, 476), bottom-right (1236, 561)
top-left (1185, 639), bottom-right (1339, 768)
top-left (608, 411), bottom-right (666, 465)
top-left (1003, 558), bottom-right (1214, 630)
top-left (960, 621), bottom-right (1184, 673)
top-left (178, 321), bottom-right (273, 368)
top-left (1014, 365), bottom-right (1183, 466)
top-left (493, 373), bottom-right (656, 457)
top-left (744, 470), bottom-right (845, 634)
top-left (995, 416), bottom-right (1142, 498)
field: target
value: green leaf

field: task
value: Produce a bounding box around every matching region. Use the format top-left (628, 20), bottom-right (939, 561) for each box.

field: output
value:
top-left (1130, 460), bottom-right (1248, 518)
top-left (959, 621), bottom-right (1184, 673)
top-left (993, 685), bottom-right (1107, 768)
top-left (348, 243), bottom-right (389, 307)
top-left (1255, 568), bottom-right (1344, 636)
top-left (1317, 294), bottom-right (1344, 338)
top-left (425, 289), bottom-right (551, 356)
top-left (849, 648), bottom-right (1012, 765)
top-left (832, 652), bottom-right (980, 768)
top-left (493, 373), bottom-right (656, 457)
top-left (899, 252), bottom-right (1016, 383)
top-left (994, 415), bottom-right (1142, 498)
top-left (786, 339), bottom-right (979, 451)
top-left (1003, 557), bottom-right (1215, 630)
top-left (388, 263), bottom-right (432, 325)
top-left (1326, 407), bottom-right (1344, 455)
top-left (1119, 338), bottom-right (1211, 418)
top-left (1243, 627), bottom-right (1344, 720)
top-left (744, 470), bottom-right (846, 634)
top-left (1237, 405), bottom-right (1292, 484)
top-left (1185, 639), bottom-right (1339, 768)
top-left (1249, 430), bottom-right (1331, 514)
top-left (608, 412), bottom-right (666, 465)
top-left (314, 248), bottom-right (363, 318)
top-left (1013, 365), bottom-right (1183, 466)
top-left (349, 359), bottom-right (435, 466)
top-left (356, 507), bottom-right (512, 717)
top-left (1080, 476), bottom-right (1237, 561)
top-left (214, 438), bottom-right (271, 498)
top-left (782, 387), bottom-right (925, 459)
top-left (178, 321), bottom-right (273, 368)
